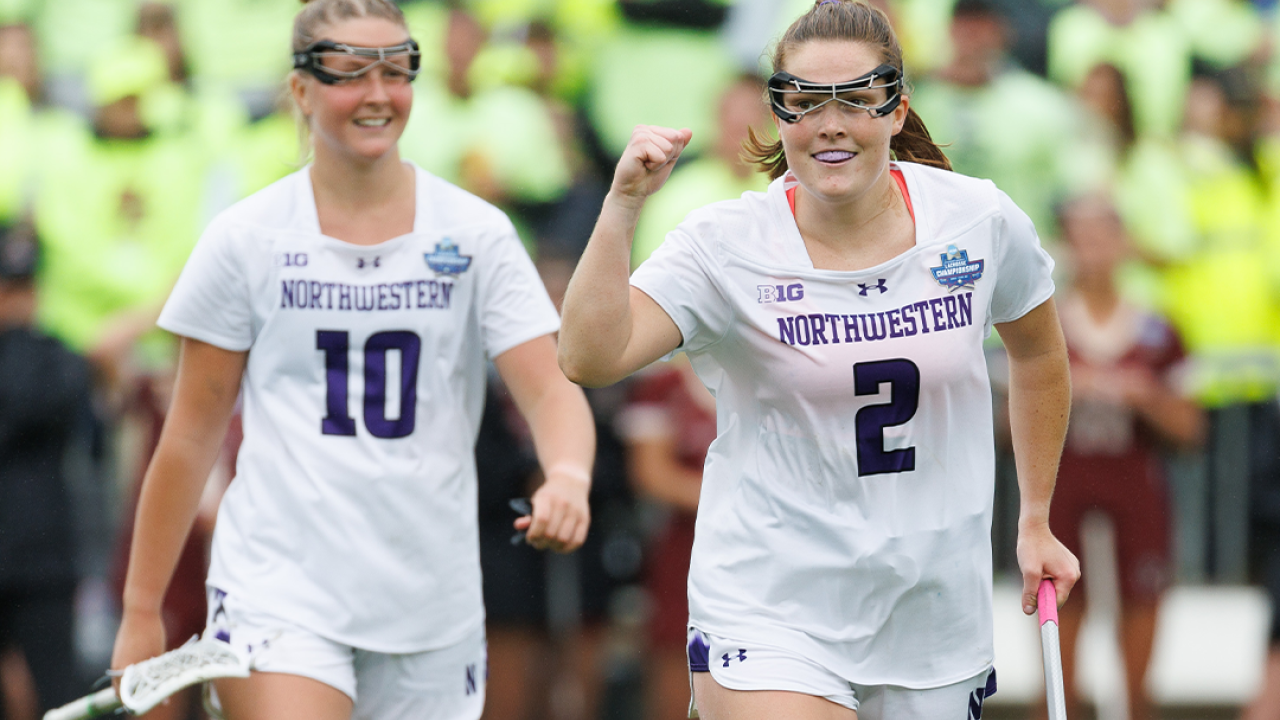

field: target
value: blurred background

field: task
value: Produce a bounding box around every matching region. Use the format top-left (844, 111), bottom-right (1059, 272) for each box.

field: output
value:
top-left (1, 0), bottom-right (1279, 718)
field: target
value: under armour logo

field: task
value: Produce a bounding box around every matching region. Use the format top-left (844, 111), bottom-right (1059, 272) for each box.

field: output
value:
top-left (721, 649), bottom-right (747, 667)
top-left (968, 686), bottom-right (987, 719)
top-left (357, 257), bottom-right (381, 269)
top-left (858, 279), bottom-right (888, 296)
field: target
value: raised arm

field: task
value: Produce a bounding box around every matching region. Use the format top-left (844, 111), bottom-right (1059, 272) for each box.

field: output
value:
top-left (495, 334), bottom-right (596, 553)
top-left (558, 126), bottom-right (691, 387)
top-left (994, 298), bottom-right (1080, 615)
top-left (112, 338), bottom-right (246, 674)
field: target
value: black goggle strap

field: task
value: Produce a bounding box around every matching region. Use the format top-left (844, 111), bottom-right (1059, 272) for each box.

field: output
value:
top-left (293, 39), bottom-right (422, 84)
top-left (768, 64), bottom-right (902, 123)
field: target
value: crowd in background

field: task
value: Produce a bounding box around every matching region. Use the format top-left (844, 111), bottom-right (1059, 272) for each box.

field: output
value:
top-left (3, 0), bottom-right (1280, 718)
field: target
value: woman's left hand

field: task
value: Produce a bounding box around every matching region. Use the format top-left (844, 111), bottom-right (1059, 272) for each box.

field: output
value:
top-left (1016, 520), bottom-right (1080, 616)
top-left (517, 466), bottom-right (591, 553)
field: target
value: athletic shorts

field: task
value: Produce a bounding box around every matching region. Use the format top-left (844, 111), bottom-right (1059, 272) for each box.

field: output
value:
top-left (1052, 455), bottom-right (1171, 602)
top-left (204, 587), bottom-right (486, 720)
top-left (686, 627), bottom-right (996, 720)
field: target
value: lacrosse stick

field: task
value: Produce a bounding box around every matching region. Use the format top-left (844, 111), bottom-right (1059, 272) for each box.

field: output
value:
top-left (44, 638), bottom-right (250, 720)
top-left (1038, 578), bottom-right (1068, 720)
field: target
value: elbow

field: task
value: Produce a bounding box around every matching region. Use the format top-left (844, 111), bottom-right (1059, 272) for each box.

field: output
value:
top-left (557, 346), bottom-right (618, 388)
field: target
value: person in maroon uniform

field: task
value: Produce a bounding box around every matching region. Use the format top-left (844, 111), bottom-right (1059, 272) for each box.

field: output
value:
top-left (619, 358), bottom-right (716, 720)
top-left (1043, 194), bottom-right (1205, 720)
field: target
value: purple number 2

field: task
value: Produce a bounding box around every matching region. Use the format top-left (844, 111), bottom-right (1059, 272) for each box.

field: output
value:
top-left (853, 359), bottom-right (919, 476)
top-left (316, 330), bottom-right (421, 438)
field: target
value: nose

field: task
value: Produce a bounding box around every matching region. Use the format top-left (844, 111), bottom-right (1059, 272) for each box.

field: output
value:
top-left (362, 68), bottom-right (391, 103)
top-left (815, 106), bottom-right (847, 138)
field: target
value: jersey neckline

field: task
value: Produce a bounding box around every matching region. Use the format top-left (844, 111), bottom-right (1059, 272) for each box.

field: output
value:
top-left (786, 167), bottom-right (913, 222)
top-left (297, 161), bottom-right (430, 251)
top-left (771, 162), bottom-right (931, 277)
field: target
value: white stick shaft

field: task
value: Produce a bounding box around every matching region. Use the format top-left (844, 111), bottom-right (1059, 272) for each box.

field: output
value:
top-left (42, 687), bottom-right (121, 720)
top-left (1041, 620), bottom-right (1068, 720)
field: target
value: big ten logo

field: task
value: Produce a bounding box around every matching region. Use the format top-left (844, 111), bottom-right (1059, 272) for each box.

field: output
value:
top-left (276, 252), bottom-right (308, 267)
top-left (758, 283), bottom-right (804, 304)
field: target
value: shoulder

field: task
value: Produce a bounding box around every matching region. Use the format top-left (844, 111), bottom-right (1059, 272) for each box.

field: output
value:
top-left (899, 162), bottom-right (1006, 227)
top-left (1135, 310), bottom-right (1183, 353)
top-left (668, 181), bottom-right (781, 262)
top-left (5, 329), bottom-right (91, 382)
top-left (210, 168), bottom-right (311, 235)
top-left (413, 165), bottom-right (515, 237)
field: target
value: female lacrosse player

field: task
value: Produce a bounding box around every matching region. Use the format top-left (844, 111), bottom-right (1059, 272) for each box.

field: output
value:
top-left (558, 2), bottom-right (1078, 718)
top-left (109, 2), bottom-right (595, 719)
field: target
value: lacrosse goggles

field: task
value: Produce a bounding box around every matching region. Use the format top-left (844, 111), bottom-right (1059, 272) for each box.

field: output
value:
top-left (293, 39), bottom-right (422, 84)
top-left (767, 64), bottom-right (902, 123)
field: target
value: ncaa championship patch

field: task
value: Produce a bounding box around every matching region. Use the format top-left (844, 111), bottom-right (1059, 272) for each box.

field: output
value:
top-left (425, 238), bottom-right (473, 276)
top-left (931, 244), bottom-right (984, 290)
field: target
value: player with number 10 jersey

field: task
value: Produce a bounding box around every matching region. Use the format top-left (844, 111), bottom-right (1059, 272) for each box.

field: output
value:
top-left (158, 164), bottom-right (560, 652)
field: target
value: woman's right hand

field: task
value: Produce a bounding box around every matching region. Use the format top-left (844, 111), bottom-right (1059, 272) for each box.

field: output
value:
top-left (611, 125), bottom-right (693, 203)
top-left (110, 607), bottom-right (167, 693)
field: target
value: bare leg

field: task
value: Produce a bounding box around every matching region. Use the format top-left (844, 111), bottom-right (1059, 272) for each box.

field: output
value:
top-left (691, 672), bottom-right (856, 720)
top-left (1118, 600), bottom-right (1158, 720)
top-left (558, 624), bottom-right (607, 720)
top-left (136, 687), bottom-right (194, 720)
top-left (482, 625), bottom-right (546, 720)
top-left (1242, 646), bottom-right (1280, 720)
top-left (0, 649), bottom-right (37, 720)
top-left (215, 672), bottom-right (353, 720)
top-left (648, 647), bottom-right (694, 720)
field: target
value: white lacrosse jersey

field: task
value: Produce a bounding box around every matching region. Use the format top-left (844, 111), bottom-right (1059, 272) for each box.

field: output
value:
top-left (158, 163), bottom-right (560, 652)
top-left (629, 162), bottom-right (1054, 687)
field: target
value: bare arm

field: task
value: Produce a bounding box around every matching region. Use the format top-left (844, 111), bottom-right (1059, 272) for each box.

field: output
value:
top-left (1123, 368), bottom-right (1206, 448)
top-left (495, 334), bottom-right (595, 552)
top-left (111, 338), bottom-right (246, 673)
top-left (995, 298), bottom-right (1080, 615)
top-left (558, 126), bottom-right (690, 387)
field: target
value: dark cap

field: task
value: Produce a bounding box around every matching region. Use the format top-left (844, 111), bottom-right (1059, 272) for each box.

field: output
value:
top-left (952, 0), bottom-right (1003, 19)
top-left (0, 223), bottom-right (39, 281)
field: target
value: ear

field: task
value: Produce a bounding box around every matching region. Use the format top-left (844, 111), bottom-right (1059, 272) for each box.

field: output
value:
top-left (289, 71), bottom-right (312, 118)
top-left (889, 93), bottom-right (909, 136)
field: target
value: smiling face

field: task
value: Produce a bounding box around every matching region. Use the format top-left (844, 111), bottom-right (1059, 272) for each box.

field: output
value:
top-left (776, 39), bottom-right (908, 205)
top-left (291, 16), bottom-right (414, 166)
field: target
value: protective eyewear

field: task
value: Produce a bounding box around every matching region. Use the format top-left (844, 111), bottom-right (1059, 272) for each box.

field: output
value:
top-left (293, 39), bottom-right (421, 85)
top-left (768, 64), bottom-right (902, 123)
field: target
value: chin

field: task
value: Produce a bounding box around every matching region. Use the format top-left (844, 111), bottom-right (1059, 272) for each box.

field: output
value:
top-left (347, 139), bottom-right (401, 162)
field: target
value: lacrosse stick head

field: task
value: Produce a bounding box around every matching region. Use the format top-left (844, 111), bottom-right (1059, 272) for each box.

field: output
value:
top-left (119, 639), bottom-right (251, 714)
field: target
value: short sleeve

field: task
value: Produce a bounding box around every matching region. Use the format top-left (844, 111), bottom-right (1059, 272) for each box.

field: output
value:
top-left (629, 224), bottom-right (733, 356)
top-left (990, 190), bottom-right (1056, 325)
top-left (157, 219), bottom-right (254, 351)
top-left (475, 220), bottom-right (561, 358)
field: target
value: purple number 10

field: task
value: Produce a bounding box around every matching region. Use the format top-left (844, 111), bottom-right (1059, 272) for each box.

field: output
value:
top-left (316, 330), bottom-right (422, 438)
top-left (854, 359), bottom-right (919, 476)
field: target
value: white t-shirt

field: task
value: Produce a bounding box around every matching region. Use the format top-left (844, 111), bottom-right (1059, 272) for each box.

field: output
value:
top-left (629, 162), bottom-right (1054, 688)
top-left (158, 163), bottom-right (560, 653)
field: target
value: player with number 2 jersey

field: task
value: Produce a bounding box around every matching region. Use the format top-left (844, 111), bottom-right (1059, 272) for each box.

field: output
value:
top-left (559, 2), bottom-right (1079, 718)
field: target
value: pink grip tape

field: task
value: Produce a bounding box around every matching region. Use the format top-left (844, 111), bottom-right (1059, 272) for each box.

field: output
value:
top-left (1037, 578), bottom-right (1058, 626)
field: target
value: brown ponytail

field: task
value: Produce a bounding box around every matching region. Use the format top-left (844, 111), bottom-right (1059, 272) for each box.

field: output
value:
top-left (744, 0), bottom-right (951, 179)
top-left (892, 107), bottom-right (950, 171)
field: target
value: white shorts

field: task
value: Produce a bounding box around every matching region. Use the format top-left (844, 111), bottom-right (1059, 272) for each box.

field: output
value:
top-left (687, 627), bottom-right (995, 720)
top-left (205, 587), bottom-right (486, 720)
